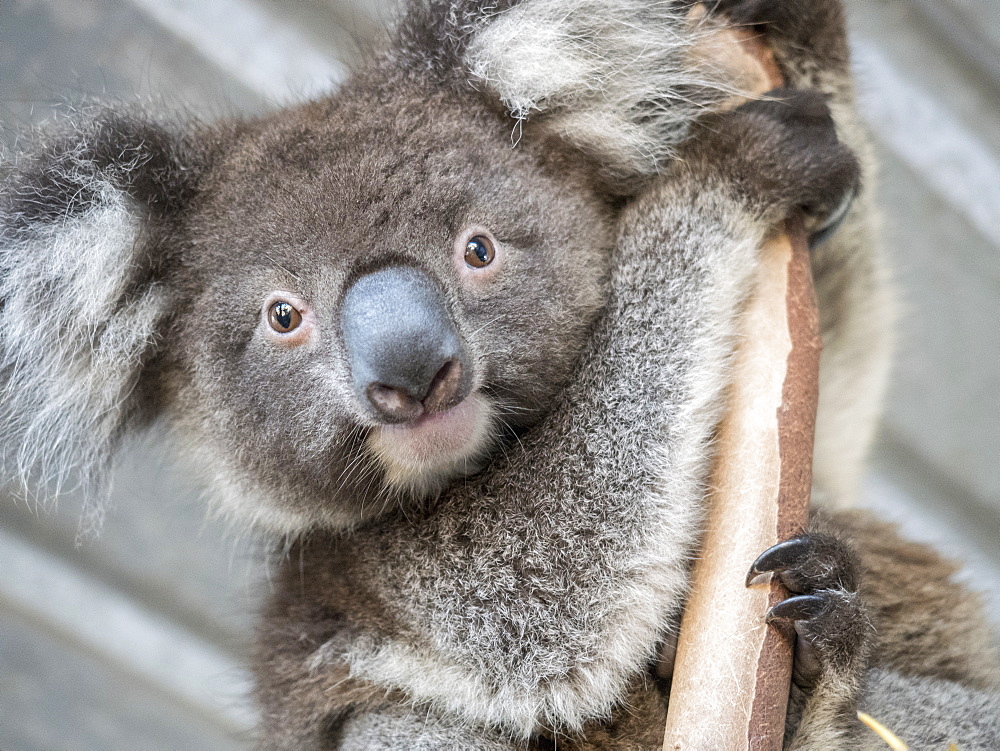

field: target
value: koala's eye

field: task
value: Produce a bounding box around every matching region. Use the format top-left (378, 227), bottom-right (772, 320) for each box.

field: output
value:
top-left (464, 236), bottom-right (496, 269)
top-left (268, 300), bottom-right (303, 333)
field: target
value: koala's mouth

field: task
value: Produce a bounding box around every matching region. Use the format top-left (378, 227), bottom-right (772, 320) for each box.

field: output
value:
top-left (366, 392), bottom-right (495, 495)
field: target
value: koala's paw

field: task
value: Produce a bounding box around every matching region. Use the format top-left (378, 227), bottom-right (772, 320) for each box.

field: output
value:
top-left (747, 534), bottom-right (873, 690)
top-left (690, 88), bottom-right (859, 244)
top-left (707, 0), bottom-right (845, 47)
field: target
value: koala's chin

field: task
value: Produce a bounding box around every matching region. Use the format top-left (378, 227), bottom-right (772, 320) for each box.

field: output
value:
top-left (366, 392), bottom-right (497, 497)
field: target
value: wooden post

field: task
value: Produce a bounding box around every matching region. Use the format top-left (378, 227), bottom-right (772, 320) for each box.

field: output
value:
top-left (662, 13), bottom-right (822, 750)
top-left (662, 219), bottom-right (820, 750)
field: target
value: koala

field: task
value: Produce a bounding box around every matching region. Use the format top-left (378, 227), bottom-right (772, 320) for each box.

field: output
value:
top-left (250, 2), bottom-right (998, 749)
top-left (0, 1), bottom-right (997, 750)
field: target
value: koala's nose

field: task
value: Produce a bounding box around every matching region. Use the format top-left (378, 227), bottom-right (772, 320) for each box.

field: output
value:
top-left (340, 267), bottom-right (472, 424)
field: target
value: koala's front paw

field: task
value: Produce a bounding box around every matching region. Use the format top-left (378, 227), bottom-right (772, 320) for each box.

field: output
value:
top-left (685, 89), bottom-right (860, 243)
top-left (747, 534), bottom-right (873, 690)
top-left (707, 0), bottom-right (845, 47)
top-left (742, 89), bottom-right (859, 246)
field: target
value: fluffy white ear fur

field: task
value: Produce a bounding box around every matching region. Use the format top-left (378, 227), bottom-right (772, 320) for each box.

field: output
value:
top-left (465, 0), bottom-right (732, 180)
top-left (0, 176), bottom-right (164, 536)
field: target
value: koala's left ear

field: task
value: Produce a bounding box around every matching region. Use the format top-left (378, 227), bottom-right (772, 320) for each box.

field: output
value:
top-left (463, 0), bottom-right (732, 191)
top-left (0, 110), bottom-right (201, 521)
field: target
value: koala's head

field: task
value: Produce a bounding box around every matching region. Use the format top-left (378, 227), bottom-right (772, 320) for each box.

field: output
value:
top-left (0, 0), bottom-right (726, 534)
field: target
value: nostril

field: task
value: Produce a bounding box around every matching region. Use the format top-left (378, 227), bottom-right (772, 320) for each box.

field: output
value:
top-left (422, 359), bottom-right (464, 414)
top-left (367, 383), bottom-right (424, 423)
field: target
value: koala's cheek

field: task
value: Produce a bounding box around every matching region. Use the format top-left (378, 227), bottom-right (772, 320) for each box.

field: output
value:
top-left (366, 392), bottom-right (495, 494)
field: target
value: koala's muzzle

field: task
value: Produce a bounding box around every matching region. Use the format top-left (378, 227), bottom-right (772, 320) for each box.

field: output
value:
top-left (341, 267), bottom-right (472, 424)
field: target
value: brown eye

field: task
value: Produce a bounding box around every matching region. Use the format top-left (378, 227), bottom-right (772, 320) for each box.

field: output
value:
top-left (464, 236), bottom-right (495, 268)
top-left (268, 300), bottom-right (302, 333)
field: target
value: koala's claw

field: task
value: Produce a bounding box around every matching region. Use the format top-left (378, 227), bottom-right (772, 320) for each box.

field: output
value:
top-left (766, 593), bottom-right (826, 623)
top-left (808, 181), bottom-right (857, 249)
top-left (747, 533), bottom-right (859, 594)
top-left (746, 536), bottom-right (812, 587)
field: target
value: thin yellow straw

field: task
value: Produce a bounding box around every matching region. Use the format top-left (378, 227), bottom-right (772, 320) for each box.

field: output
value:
top-left (857, 711), bottom-right (909, 750)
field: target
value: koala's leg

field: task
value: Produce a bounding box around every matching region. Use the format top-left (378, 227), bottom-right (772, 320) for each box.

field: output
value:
top-left (791, 667), bottom-right (1000, 750)
top-left (842, 512), bottom-right (1000, 748)
top-left (858, 670), bottom-right (1000, 751)
top-left (709, 0), bottom-right (894, 509)
top-left (828, 509), bottom-right (1000, 690)
top-left (545, 506), bottom-right (1000, 751)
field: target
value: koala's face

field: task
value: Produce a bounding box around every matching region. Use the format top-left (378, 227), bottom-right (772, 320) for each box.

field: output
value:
top-left (168, 81), bottom-right (613, 531)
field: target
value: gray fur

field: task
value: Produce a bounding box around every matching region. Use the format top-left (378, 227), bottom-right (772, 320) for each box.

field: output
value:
top-left (341, 170), bottom-right (764, 733)
top-left (253, 179), bottom-right (774, 744)
top-left (252, 2), bottom-right (995, 749)
top-left (336, 704), bottom-right (523, 750)
top-left (856, 670), bottom-right (1000, 751)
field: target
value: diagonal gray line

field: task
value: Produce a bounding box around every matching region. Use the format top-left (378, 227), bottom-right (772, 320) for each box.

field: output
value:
top-left (0, 525), bottom-right (256, 734)
top-left (127, 0), bottom-right (348, 101)
top-left (853, 38), bottom-right (1000, 253)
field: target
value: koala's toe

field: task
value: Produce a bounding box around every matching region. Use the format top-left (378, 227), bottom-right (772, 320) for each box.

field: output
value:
top-left (766, 593), bottom-right (827, 622)
top-left (742, 89), bottom-right (860, 240)
top-left (748, 533), bottom-right (860, 594)
top-left (764, 587), bottom-right (871, 687)
top-left (679, 87), bottom-right (859, 235)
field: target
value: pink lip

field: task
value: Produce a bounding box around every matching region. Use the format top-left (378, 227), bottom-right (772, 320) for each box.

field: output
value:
top-left (403, 405), bottom-right (465, 429)
top-left (376, 395), bottom-right (487, 467)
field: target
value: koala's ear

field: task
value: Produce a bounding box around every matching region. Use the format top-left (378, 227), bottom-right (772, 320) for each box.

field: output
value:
top-left (463, 0), bottom-right (733, 191)
top-left (0, 110), bottom-right (200, 521)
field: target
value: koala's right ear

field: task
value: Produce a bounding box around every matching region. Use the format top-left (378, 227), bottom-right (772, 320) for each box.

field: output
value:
top-left (0, 110), bottom-right (201, 522)
top-left (463, 0), bottom-right (735, 192)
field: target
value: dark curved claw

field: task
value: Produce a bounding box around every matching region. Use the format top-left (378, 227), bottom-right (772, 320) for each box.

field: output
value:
top-left (745, 536), bottom-right (813, 587)
top-left (808, 181), bottom-right (858, 249)
top-left (766, 594), bottom-right (826, 623)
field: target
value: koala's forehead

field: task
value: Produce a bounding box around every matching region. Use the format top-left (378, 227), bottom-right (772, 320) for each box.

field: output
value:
top-left (194, 85), bottom-right (542, 259)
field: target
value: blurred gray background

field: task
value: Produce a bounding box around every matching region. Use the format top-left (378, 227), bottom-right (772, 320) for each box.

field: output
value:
top-left (1, 0), bottom-right (998, 748)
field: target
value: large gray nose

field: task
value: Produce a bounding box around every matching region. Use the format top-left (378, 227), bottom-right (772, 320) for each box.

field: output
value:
top-left (340, 267), bottom-right (472, 423)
